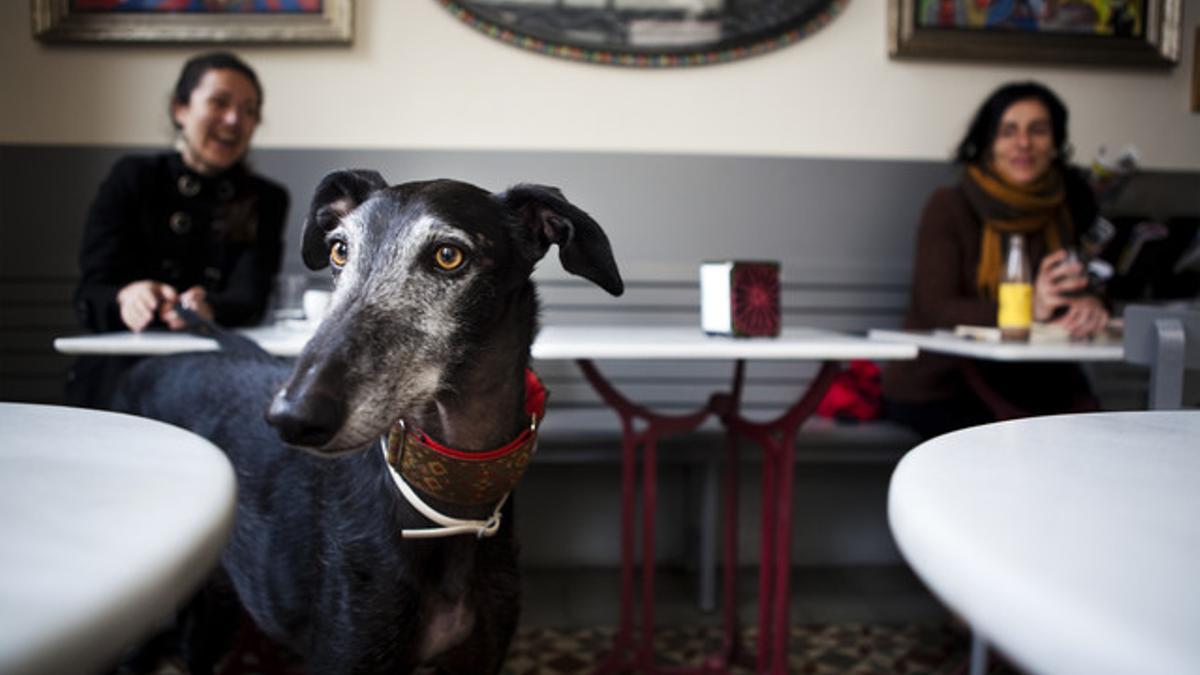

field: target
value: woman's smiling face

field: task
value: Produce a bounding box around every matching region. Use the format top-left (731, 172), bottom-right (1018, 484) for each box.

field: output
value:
top-left (172, 68), bottom-right (260, 175)
top-left (989, 98), bottom-right (1056, 186)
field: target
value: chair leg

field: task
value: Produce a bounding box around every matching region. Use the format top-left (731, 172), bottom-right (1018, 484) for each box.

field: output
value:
top-left (969, 630), bottom-right (988, 675)
top-left (697, 455), bottom-right (719, 613)
top-left (1150, 318), bottom-right (1186, 410)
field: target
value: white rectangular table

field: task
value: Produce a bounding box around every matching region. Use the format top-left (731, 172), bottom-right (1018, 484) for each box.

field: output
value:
top-left (59, 324), bottom-right (914, 362)
top-left (55, 324), bottom-right (916, 675)
top-left (55, 325), bottom-right (312, 358)
top-left (868, 327), bottom-right (1126, 422)
top-left (866, 328), bottom-right (1125, 362)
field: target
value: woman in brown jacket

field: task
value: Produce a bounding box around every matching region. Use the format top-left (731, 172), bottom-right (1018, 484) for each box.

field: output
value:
top-left (882, 81), bottom-right (1109, 439)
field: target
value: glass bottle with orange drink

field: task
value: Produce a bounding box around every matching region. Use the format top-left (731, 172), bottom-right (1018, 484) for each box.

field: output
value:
top-left (997, 233), bottom-right (1032, 342)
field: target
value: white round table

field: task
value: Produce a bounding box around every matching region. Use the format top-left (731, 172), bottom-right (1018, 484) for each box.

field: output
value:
top-left (889, 411), bottom-right (1200, 675)
top-left (0, 403), bottom-right (236, 675)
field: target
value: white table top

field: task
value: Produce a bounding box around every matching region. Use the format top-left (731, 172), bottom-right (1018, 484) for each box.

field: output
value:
top-left (0, 403), bottom-right (236, 675)
top-left (55, 324), bottom-right (918, 362)
top-left (533, 325), bottom-right (917, 360)
top-left (889, 411), bottom-right (1200, 675)
top-left (868, 328), bottom-right (1124, 362)
top-left (52, 324), bottom-right (313, 358)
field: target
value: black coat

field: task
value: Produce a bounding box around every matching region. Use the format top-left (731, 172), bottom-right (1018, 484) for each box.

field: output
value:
top-left (75, 152), bottom-right (289, 332)
top-left (68, 152), bottom-right (289, 410)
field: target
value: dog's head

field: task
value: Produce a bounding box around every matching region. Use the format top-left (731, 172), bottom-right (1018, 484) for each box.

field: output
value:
top-left (266, 171), bottom-right (623, 453)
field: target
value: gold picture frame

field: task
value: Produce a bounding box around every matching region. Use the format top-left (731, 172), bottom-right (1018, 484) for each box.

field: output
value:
top-left (888, 0), bottom-right (1181, 68)
top-left (31, 0), bottom-right (353, 44)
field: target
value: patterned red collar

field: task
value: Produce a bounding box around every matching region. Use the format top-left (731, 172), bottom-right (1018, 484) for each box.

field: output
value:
top-left (384, 369), bottom-right (546, 507)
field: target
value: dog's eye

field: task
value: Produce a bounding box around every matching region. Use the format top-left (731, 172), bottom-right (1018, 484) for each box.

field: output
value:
top-left (330, 241), bottom-right (349, 267)
top-left (433, 245), bottom-right (465, 271)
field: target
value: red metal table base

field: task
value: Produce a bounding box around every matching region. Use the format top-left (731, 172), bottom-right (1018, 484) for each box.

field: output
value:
top-left (576, 359), bottom-right (841, 675)
top-left (577, 359), bottom-right (715, 674)
top-left (718, 361), bottom-right (840, 674)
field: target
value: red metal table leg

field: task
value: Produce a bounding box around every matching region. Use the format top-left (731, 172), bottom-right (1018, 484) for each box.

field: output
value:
top-left (768, 427), bottom-right (799, 674)
top-left (755, 442), bottom-right (779, 672)
top-left (719, 361), bottom-right (841, 674)
top-left (576, 360), bottom-right (714, 674)
top-left (577, 358), bottom-right (842, 674)
top-left (618, 415), bottom-right (638, 666)
top-left (695, 361), bottom-right (756, 673)
top-left (716, 424), bottom-right (746, 669)
top-left (640, 432), bottom-right (659, 669)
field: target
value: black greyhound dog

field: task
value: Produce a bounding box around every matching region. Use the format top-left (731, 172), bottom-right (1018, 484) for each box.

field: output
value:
top-left (116, 170), bottom-right (623, 674)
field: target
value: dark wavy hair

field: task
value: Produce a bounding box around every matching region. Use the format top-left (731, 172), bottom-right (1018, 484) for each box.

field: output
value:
top-left (170, 51), bottom-right (263, 129)
top-left (954, 81), bottom-right (1070, 166)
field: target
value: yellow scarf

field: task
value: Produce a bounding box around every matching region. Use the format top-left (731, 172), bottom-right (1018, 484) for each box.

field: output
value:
top-left (964, 163), bottom-right (1071, 298)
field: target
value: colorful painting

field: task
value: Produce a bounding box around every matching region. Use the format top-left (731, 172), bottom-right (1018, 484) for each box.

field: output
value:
top-left (916, 0), bottom-right (1145, 37)
top-left (69, 0), bottom-right (322, 12)
top-left (32, 0), bottom-right (350, 42)
top-left (888, 0), bottom-right (1180, 67)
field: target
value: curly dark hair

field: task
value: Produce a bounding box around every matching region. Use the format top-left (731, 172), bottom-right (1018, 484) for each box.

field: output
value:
top-left (954, 81), bottom-right (1070, 166)
top-left (170, 51), bottom-right (263, 129)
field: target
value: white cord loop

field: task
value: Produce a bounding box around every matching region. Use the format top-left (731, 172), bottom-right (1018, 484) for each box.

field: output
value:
top-left (381, 435), bottom-right (509, 539)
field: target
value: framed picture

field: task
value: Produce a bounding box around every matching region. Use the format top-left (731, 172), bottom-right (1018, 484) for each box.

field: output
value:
top-left (438, 0), bottom-right (848, 68)
top-left (31, 0), bottom-right (353, 44)
top-left (888, 0), bottom-right (1181, 68)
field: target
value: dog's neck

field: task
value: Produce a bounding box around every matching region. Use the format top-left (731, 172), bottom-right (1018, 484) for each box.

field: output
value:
top-left (416, 283), bottom-right (537, 453)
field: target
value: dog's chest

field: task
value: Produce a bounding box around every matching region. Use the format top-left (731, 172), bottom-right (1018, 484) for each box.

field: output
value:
top-left (417, 598), bottom-right (476, 662)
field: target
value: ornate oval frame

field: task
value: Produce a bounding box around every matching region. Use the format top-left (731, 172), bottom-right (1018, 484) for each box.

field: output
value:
top-left (438, 0), bottom-right (849, 68)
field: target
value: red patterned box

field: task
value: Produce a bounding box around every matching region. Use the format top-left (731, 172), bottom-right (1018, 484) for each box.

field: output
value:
top-left (700, 260), bottom-right (781, 337)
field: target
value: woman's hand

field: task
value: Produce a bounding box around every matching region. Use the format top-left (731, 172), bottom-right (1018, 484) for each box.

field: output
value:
top-left (1032, 250), bottom-right (1109, 338)
top-left (159, 285), bottom-right (214, 330)
top-left (1033, 249), bottom-right (1087, 321)
top-left (116, 280), bottom-right (177, 332)
top-left (1054, 295), bottom-right (1110, 339)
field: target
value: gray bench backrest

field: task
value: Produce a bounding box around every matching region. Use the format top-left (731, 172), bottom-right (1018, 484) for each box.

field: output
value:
top-left (2, 146), bottom-right (927, 409)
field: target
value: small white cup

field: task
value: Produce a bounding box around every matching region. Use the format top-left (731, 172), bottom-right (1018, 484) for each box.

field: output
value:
top-left (303, 289), bottom-right (332, 324)
top-left (273, 274), bottom-right (307, 323)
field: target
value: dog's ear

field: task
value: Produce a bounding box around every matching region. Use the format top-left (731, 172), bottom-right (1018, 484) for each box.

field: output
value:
top-left (302, 170), bottom-right (388, 270)
top-left (499, 184), bottom-right (624, 296)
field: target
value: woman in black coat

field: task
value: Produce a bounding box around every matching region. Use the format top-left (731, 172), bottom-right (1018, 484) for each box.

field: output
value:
top-left (70, 51), bottom-right (289, 407)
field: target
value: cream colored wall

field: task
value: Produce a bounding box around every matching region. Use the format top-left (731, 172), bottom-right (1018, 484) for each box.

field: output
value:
top-left (2, 1), bottom-right (1198, 170)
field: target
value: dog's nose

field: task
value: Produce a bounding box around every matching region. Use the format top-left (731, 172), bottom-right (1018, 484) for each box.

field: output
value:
top-left (266, 388), bottom-right (346, 448)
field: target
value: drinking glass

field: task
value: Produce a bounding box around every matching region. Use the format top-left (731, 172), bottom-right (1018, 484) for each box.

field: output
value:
top-left (273, 274), bottom-right (307, 325)
top-left (1061, 247), bottom-right (1090, 297)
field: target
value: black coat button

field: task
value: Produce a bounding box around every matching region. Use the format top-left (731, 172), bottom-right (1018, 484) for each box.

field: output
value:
top-left (169, 211), bottom-right (192, 235)
top-left (177, 174), bottom-right (201, 197)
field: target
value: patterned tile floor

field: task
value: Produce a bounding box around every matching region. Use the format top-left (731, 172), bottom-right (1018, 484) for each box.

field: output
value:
top-left (216, 621), bottom-right (1010, 675)
top-left (197, 566), bottom-right (1026, 674)
top-left (217, 621), bottom-right (1012, 675)
top-left (503, 622), bottom-right (993, 674)
top-left (508, 566), bottom-right (1022, 674)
